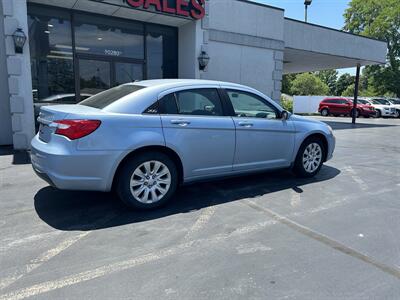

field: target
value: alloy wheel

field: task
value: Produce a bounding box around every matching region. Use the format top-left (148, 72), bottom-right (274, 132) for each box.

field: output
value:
top-left (130, 160), bottom-right (171, 204)
top-left (302, 143), bottom-right (322, 173)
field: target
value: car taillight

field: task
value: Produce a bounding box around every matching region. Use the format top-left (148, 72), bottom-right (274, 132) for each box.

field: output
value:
top-left (54, 120), bottom-right (101, 140)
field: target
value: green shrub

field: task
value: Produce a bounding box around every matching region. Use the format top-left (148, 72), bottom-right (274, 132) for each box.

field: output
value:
top-left (281, 95), bottom-right (293, 113)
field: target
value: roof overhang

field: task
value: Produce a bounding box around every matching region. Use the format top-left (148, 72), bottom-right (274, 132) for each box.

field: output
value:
top-left (283, 18), bottom-right (387, 74)
top-left (28, 0), bottom-right (193, 27)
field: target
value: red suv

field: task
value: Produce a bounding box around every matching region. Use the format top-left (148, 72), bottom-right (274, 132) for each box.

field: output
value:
top-left (318, 97), bottom-right (375, 118)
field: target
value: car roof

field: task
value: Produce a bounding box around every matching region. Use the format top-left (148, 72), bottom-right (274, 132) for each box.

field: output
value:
top-left (323, 97), bottom-right (348, 100)
top-left (126, 79), bottom-right (249, 90)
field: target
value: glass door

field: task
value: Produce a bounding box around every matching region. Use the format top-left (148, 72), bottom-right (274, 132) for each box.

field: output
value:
top-left (114, 62), bottom-right (143, 86)
top-left (78, 58), bottom-right (111, 98)
top-left (77, 56), bottom-right (144, 101)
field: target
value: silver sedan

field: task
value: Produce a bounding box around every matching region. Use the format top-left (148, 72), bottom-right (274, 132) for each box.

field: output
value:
top-left (31, 79), bottom-right (335, 209)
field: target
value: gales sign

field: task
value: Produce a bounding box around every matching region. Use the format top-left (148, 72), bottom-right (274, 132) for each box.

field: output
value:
top-left (125, 0), bottom-right (205, 20)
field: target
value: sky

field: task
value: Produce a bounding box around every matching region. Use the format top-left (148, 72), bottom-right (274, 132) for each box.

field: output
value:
top-left (254, 0), bottom-right (356, 75)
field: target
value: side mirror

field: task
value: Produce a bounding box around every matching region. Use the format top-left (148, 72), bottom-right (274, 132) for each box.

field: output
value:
top-left (281, 110), bottom-right (290, 120)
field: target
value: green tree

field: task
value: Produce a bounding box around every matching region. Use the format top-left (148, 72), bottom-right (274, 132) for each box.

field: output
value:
top-left (342, 85), bottom-right (355, 97)
top-left (290, 73), bottom-right (329, 95)
top-left (315, 69), bottom-right (338, 95)
top-left (336, 73), bottom-right (355, 96)
top-left (344, 0), bottom-right (400, 96)
top-left (281, 74), bottom-right (297, 95)
top-left (280, 94), bottom-right (293, 112)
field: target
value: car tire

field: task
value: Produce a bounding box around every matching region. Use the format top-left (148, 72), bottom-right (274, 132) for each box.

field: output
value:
top-left (375, 110), bottom-right (382, 118)
top-left (321, 108), bottom-right (329, 117)
top-left (395, 110), bottom-right (400, 118)
top-left (293, 137), bottom-right (326, 178)
top-left (116, 152), bottom-right (178, 210)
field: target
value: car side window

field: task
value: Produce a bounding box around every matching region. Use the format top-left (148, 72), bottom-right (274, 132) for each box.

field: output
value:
top-left (174, 89), bottom-right (223, 116)
top-left (159, 93), bottom-right (178, 114)
top-left (226, 90), bottom-right (278, 119)
top-left (158, 89), bottom-right (223, 116)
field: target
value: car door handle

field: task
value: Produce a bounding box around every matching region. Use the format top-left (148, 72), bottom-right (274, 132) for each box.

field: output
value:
top-left (238, 121), bottom-right (254, 127)
top-left (170, 119), bottom-right (191, 126)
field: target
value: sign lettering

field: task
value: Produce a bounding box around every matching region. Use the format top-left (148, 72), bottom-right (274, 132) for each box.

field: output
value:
top-left (125, 0), bottom-right (205, 20)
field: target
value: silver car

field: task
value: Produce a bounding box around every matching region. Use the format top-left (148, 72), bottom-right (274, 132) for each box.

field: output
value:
top-left (31, 79), bottom-right (335, 209)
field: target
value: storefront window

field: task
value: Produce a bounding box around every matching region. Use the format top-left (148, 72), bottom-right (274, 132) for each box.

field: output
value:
top-left (74, 14), bottom-right (144, 59)
top-left (28, 7), bottom-right (75, 103)
top-left (146, 25), bottom-right (178, 79)
top-left (28, 4), bottom-right (178, 109)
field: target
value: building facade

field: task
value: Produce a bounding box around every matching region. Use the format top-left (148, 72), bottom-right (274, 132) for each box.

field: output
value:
top-left (0, 0), bottom-right (387, 149)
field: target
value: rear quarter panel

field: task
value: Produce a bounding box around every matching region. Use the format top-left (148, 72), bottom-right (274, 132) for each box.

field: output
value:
top-left (75, 113), bottom-right (165, 190)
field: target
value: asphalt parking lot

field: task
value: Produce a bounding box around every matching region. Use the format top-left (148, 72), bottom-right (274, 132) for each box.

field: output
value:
top-left (1, 116), bottom-right (400, 299)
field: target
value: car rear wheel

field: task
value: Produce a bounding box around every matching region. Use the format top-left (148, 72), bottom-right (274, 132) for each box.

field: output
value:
top-left (321, 108), bottom-right (329, 117)
top-left (117, 152), bottom-right (178, 210)
top-left (293, 137), bottom-right (325, 178)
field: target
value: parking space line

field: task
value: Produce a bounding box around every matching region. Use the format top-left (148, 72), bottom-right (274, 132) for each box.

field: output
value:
top-left (245, 200), bottom-right (400, 281)
top-left (0, 232), bottom-right (63, 253)
top-left (344, 166), bottom-right (368, 191)
top-left (0, 196), bottom-right (359, 299)
top-left (183, 205), bottom-right (217, 241)
top-left (0, 233), bottom-right (89, 290)
top-left (0, 212), bottom-right (119, 291)
top-left (290, 190), bottom-right (301, 207)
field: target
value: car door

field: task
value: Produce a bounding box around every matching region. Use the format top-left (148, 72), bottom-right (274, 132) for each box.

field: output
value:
top-left (328, 99), bottom-right (340, 114)
top-left (337, 99), bottom-right (350, 114)
top-left (224, 88), bottom-right (296, 171)
top-left (159, 87), bottom-right (235, 180)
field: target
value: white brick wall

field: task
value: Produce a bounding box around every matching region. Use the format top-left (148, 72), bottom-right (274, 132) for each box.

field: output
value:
top-left (1, 0), bottom-right (35, 149)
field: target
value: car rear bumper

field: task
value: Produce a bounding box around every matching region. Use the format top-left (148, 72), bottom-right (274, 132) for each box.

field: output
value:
top-left (30, 134), bottom-right (122, 192)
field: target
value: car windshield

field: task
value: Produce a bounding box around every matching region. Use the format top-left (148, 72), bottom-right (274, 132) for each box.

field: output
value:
top-left (357, 100), bottom-right (369, 104)
top-left (390, 99), bottom-right (400, 104)
top-left (373, 99), bottom-right (390, 105)
top-left (370, 99), bottom-right (383, 105)
top-left (79, 85), bottom-right (145, 109)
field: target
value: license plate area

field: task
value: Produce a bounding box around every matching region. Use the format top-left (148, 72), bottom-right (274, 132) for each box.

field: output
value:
top-left (38, 124), bottom-right (53, 143)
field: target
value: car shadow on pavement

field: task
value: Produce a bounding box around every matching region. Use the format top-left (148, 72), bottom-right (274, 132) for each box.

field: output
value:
top-left (34, 165), bottom-right (340, 231)
top-left (320, 120), bottom-right (398, 131)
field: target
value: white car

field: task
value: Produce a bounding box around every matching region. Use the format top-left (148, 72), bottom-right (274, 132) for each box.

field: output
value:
top-left (364, 98), bottom-right (397, 118)
top-left (387, 98), bottom-right (400, 118)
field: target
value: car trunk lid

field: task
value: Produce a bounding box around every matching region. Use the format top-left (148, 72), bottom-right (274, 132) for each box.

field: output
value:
top-left (37, 105), bottom-right (103, 143)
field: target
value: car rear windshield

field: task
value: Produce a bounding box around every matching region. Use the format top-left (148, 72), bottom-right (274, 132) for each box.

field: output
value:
top-left (79, 85), bottom-right (145, 109)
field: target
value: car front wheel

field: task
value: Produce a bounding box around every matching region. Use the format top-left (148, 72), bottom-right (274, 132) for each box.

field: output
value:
top-left (117, 152), bottom-right (178, 210)
top-left (293, 137), bottom-right (325, 178)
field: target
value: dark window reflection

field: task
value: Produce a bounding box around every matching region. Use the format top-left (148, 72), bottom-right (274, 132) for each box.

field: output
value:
top-left (147, 25), bottom-right (178, 79)
top-left (74, 14), bottom-right (144, 59)
top-left (79, 59), bottom-right (111, 95)
top-left (115, 63), bottom-right (143, 86)
top-left (28, 7), bottom-right (75, 104)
